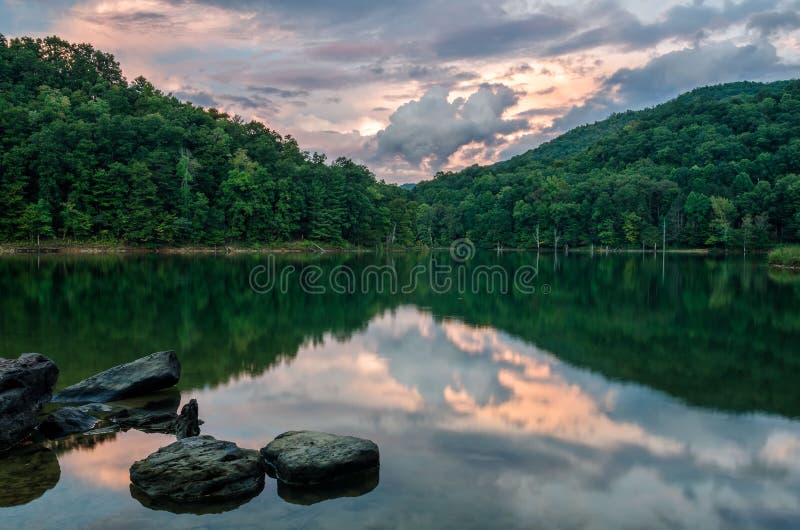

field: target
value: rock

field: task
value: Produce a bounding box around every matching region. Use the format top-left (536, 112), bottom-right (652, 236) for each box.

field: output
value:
top-left (109, 391), bottom-right (200, 434)
top-left (130, 436), bottom-right (265, 507)
top-left (39, 407), bottom-right (100, 438)
top-left (276, 467), bottom-right (379, 505)
top-left (53, 351), bottom-right (180, 403)
top-left (0, 353), bottom-right (59, 451)
top-left (76, 403), bottom-right (115, 418)
top-left (112, 408), bottom-right (177, 433)
top-left (175, 399), bottom-right (200, 439)
top-left (261, 431), bottom-right (380, 486)
top-left (0, 445), bottom-right (61, 507)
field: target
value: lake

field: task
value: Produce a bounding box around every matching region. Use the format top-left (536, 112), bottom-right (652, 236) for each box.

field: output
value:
top-left (1, 252), bottom-right (800, 529)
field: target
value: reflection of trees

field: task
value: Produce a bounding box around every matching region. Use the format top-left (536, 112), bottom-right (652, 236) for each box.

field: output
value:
top-left (0, 445), bottom-right (61, 507)
top-left (44, 430), bottom-right (118, 456)
top-left (1, 253), bottom-right (800, 417)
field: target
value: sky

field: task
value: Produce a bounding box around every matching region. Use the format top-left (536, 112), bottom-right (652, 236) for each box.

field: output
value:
top-left (2, 0), bottom-right (800, 183)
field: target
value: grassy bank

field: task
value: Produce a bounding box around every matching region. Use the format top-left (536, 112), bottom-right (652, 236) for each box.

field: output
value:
top-left (768, 246), bottom-right (800, 268)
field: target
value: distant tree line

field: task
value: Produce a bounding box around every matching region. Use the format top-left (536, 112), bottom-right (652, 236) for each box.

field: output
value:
top-left (2, 36), bottom-right (800, 250)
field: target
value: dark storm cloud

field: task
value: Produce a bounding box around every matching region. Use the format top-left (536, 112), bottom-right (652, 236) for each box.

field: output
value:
top-left (375, 84), bottom-right (527, 168)
top-left (747, 10), bottom-right (800, 35)
top-left (546, 0), bottom-right (778, 56)
top-left (435, 14), bottom-right (577, 58)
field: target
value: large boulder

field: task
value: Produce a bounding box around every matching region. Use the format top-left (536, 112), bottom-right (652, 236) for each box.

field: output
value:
top-left (261, 431), bottom-right (380, 486)
top-left (0, 353), bottom-right (59, 451)
top-left (39, 407), bottom-right (100, 438)
top-left (53, 351), bottom-right (180, 403)
top-left (130, 436), bottom-right (265, 507)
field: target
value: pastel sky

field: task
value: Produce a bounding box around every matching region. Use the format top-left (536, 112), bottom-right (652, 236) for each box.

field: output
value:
top-left (2, 0), bottom-right (800, 183)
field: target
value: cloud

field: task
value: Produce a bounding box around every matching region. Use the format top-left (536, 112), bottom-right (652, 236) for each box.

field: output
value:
top-left (247, 86), bottom-right (310, 98)
top-left (552, 40), bottom-right (800, 132)
top-left (375, 84), bottom-right (527, 169)
top-left (172, 90), bottom-right (218, 108)
top-left (747, 10), bottom-right (800, 35)
top-left (546, 0), bottom-right (781, 56)
top-left (435, 14), bottom-right (576, 58)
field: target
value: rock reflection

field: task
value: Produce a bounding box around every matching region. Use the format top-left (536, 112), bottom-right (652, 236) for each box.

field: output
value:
top-left (275, 468), bottom-right (380, 506)
top-left (129, 482), bottom-right (264, 515)
top-left (0, 445), bottom-right (61, 507)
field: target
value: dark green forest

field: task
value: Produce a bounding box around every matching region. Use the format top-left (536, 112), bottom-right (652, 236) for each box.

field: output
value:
top-left (2, 35), bottom-right (800, 249)
top-left (413, 80), bottom-right (800, 249)
top-left (0, 35), bottom-right (415, 246)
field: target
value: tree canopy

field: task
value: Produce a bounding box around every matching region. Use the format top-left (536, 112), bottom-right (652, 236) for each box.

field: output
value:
top-left (0, 35), bottom-right (413, 246)
top-left (412, 80), bottom-right (800, 249)
top-left (2, 35), bottom-right (800, 249)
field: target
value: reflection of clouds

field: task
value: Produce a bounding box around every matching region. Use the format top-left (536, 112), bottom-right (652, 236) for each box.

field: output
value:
top-left (441, 319), bottom-right (680, 454)
top-left (59, 430), bottom-right (173, 491)
top-left (760, 432), bottom-right (800, 470)
top-left (244, 343), bottom-right (424, 412)
top-left (20, 307), bottom-right (800, 529)
top-left (443, 369), bottom-right (681, 455)
top-left (443, 321), bottom-right (502, 354)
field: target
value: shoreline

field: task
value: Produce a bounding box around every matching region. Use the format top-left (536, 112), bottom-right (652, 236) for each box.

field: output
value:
top-left (769, 263), bottom-right (800, 271)
top-left (0, 244), bottom-right (765, 256)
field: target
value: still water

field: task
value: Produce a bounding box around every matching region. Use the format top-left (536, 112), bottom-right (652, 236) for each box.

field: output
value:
top-left (1, 252), bottom-right (799, 529)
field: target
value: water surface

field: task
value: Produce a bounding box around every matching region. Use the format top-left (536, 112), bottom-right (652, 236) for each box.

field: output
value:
top-left (1, 253), bottom-right (799, 529)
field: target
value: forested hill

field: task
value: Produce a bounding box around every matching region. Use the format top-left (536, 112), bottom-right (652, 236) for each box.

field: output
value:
top-left (3, 36), bottom-right (800, 250)
top-left (0, 35), bottom-right (416, 246)
top-left (412, 80), bottom-right (800, 249)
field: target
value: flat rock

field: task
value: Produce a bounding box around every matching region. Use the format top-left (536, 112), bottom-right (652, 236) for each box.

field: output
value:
top-left (53, 351), bottom-right (180, 403)
top-left (39, 407), bottom-right (100, 438)
top-left (130, 436), bottom-right (265, 506)
top-left (261, 431), bottom-right (380, 485)
top-left (0, 353), bottom-right (59, 451)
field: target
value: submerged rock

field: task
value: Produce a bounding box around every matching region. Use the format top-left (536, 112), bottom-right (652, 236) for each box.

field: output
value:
top-left (130, 436), bottom-right (265, 507)
top-left (39, 407), bottom-right (100, 438)
top-left (261, 431), bottom-right (380, 485)
top-left (175, 399), bottom-right (200, 439)
top-left (0, 353), bottom-right (59, 451)
top-left (0, 445), bottom-right (61, 507)
top-left (53, 351), bottom-right (181, 403)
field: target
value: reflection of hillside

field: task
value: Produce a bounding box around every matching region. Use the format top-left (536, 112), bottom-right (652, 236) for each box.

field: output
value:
top-left (0, 445), bottom-right (60, 507)
top-left (1, 253), bottom-right (800, 417)
top-left (45, 431), bottom-right (118, 456)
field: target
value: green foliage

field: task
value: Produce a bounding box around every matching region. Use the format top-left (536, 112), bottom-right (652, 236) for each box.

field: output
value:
top-left (0, 35), bottom-right (412, 246)
top-left (413, 80), bottom-right (800, 248)
top-left (768, 245), bottom-right (800, 267)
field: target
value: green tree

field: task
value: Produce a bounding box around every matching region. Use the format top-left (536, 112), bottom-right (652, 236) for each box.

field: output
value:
top-left (20, 199), bottom-right (53, 245)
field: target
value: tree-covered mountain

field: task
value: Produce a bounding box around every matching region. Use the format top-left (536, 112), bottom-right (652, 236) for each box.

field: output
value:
top-left (0, 35), bottom-right (416, 246)
top-left (413, 80), bottom-right (800, 249)
top-left (3, 35), bottom-right (800, 250)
